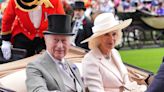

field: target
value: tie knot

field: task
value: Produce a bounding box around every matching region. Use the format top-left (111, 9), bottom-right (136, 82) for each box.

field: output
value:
top-left (58, 62), bottom-right (67, 70)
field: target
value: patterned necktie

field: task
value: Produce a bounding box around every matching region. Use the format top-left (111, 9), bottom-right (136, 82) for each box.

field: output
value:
top-left (58, 62), bottom-right (67, 70)
top-left (58, 62), bottom-right (82, 92)
top-left (58, 62), bottom-right (73, 77)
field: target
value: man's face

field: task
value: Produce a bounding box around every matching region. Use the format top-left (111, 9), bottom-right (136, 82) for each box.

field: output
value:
top-left (45, 35), bottom-right (71, 61)
top-left (73, 9), bottom-right (84, 19)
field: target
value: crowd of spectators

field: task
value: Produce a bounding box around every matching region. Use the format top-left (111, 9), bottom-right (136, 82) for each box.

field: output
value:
top-left (0, 0), bottom-right (163, 22)
top-left (61, 0), bottom-right (164, 16)
top-left (0, 0), bottom-right (163, 51)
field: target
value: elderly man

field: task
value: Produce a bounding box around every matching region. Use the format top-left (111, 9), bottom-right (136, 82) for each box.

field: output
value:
top-left (71, 1), bottom-right (93, 50)
top-left (26, 14), bottom-right (84, 92)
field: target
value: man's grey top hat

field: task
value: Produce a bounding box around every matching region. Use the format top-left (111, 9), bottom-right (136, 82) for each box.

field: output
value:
top-left (73, 1), bottom-right (86, 11)
top-left (43, 14), bottom-right (74, 36)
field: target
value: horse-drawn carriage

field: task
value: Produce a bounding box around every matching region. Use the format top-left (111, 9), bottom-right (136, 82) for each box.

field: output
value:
top-left (116, 10), bottom-right (164, 49)
top-left (0, 46), bottom-right (154, 92)
top-left (0, 9), bottom-right (161, 91)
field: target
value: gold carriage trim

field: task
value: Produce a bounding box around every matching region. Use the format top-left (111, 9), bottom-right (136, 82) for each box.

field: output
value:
top-left (1, 30), bottom-right (12, 35)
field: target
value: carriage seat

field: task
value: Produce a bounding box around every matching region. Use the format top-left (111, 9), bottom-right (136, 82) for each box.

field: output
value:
top-left (0, 69), bottom-right (27, 92)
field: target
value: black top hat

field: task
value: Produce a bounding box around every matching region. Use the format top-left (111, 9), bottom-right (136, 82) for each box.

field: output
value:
top-left (43, 14), bottom-right (74, 36)
top-left (143, 0), bottom-right (152, 4)
top-left (15, 0), bottom-right (39, 12)
top-left (73, 1), bottom-right (86, 11)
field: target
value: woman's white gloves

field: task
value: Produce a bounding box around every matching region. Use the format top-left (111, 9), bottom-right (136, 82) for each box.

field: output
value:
top-left (1, 40), bottom-right (11, 60)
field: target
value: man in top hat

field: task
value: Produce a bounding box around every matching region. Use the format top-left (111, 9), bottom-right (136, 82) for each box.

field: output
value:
top-left (1, 0), bottom-right (65, 60)
top-left (71, 1), bottom-right (93, 50)
top-left (26, 14), bottom-right (84, 92)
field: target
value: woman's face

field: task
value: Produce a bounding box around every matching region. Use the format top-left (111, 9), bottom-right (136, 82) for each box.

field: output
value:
top-left (99, 31), bottom-right (117, 51)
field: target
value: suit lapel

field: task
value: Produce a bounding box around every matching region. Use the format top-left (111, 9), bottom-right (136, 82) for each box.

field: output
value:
top-left (92, 48), bottom-right (123, 83)
top-left (38, 5), bottom-right (48, 29)
top-left (16, 6), bottom-right (48, 31)
top-left (59, 68), bottom-right (76, 90)
top-left (67, 61), bottom-right (84, 90)
top-left (101, 57), bottom-right (124, 83)
top-left (41, 52), bottom-right (66, 92)
top-left (16, 10), bottom-right (35, 30)
top-left (111, 49), bottom-right (128, 82)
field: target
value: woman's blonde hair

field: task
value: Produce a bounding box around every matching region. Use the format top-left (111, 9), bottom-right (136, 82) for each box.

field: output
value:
top-left (88, 29), bottom-right (123, 49)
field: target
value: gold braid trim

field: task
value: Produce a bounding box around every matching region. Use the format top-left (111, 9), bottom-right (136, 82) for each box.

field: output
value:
top-left (1, 30), bottom-right (12, 35)
top-left (20, 0), bottom-right (38, 7)
top-left (14, 0), bottom-right (39, 12)
top-left (15, 0), bottom-right (54, 12)
top-left (38, 0), bottom-right (54, 8)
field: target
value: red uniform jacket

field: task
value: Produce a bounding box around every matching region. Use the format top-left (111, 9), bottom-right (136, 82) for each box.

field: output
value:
top-left (1, 0), bottom-right (65, 41)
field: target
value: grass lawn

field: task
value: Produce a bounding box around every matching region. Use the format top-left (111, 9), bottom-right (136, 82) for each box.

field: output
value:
top-left (119, 48), bottom-right (164, 73)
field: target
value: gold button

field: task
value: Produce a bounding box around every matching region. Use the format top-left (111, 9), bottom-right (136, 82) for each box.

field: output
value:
top-left (20, 24), bottom-right (23, 27)
top-left (24, 29), bottom-right (27, 31)
top-left (28, 32), bottom-right (30, 35)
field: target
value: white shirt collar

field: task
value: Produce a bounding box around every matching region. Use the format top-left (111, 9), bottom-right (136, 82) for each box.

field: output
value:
top-left (46, 50), bottom-right (65, 64)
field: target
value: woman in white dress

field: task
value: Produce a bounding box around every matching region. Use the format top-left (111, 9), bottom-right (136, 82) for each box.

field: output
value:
top-left (81, 13), bottom-right (147, 92)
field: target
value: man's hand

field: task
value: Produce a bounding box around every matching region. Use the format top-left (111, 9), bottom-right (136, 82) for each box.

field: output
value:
top-left (1, 40), bottom-right (11, 60)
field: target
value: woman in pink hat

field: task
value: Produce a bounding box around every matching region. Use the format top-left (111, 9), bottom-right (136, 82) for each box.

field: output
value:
top-left (81, 13), bottom-right (147, 92)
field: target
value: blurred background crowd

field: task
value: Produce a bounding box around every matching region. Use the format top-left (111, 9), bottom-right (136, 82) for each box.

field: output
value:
top-left (0, 0), bottom-right (164, 21)
top-left (62, 0), bottom-right (164, 16)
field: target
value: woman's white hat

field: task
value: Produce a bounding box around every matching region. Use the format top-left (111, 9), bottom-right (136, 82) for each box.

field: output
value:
top-left (81, 13), bottom-right (132, 43)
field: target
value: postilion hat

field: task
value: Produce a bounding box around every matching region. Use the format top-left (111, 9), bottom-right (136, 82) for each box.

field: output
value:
top-left (81, 13), bottom-right (132, 43)
top-left (15, 0), bottom-right (53, 12)
top-left (43, 14), bottom-right (74, 36)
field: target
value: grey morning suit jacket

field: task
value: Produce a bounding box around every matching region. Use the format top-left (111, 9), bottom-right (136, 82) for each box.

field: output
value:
top-left (26, 52), bottom-right (84, 92)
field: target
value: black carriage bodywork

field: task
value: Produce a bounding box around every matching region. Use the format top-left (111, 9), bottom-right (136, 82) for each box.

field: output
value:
top-left (116, 10), bottom-right (164, 49)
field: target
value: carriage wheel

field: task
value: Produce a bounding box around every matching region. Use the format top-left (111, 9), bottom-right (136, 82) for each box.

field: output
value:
top-left (127, 26), bottom-right (145, 49)
top-left (152, 30), bottom-right (164, 47)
